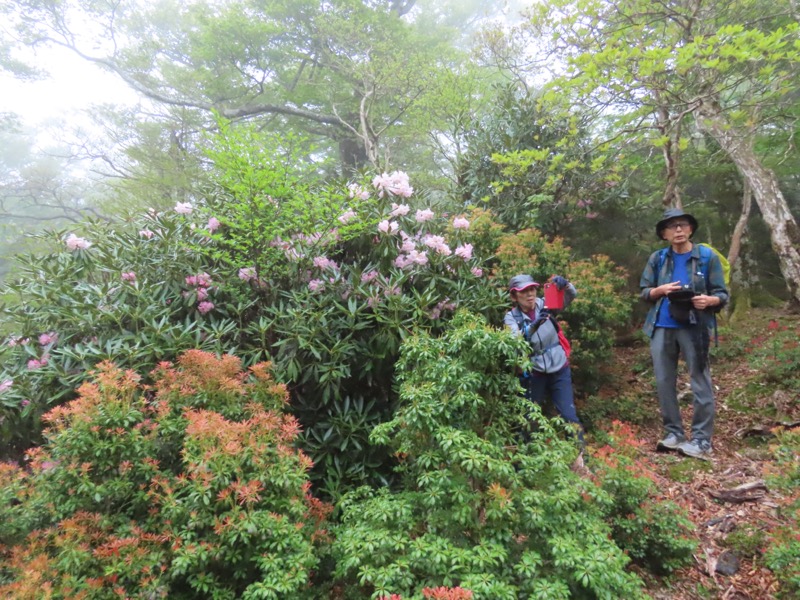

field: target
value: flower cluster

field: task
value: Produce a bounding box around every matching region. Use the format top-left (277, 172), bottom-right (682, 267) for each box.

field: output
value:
top-left (38, 332), bottom-right (58, 346)
top-left (185, 272), bottom-right (215, 314)
top-left (65, 233), bottom-right (92, 250)
top-left (27, 355), bottom-right (49, 370)
top-left (121, 271), bottom-right (137, 282)
top-left (174, 202), bottom-right (193, 215)
top-left (238, 267), bottom-right (257, 282)
top-left (348, 183), bottom-right (371, 200)
top-left (372, 171), bottom-right (414, 198)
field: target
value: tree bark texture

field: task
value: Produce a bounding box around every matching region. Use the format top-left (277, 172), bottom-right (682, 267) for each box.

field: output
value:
top-left (728, 179), bottom-right (752, 269)
top-left (696, 100), bottom-right (800, 308)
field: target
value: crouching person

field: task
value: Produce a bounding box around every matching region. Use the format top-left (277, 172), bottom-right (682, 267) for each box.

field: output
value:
top-left (504, 273), bottom-right (584, 445)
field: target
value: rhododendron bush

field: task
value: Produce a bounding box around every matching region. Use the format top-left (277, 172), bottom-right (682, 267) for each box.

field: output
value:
top-left (1, 126), bottom-right (631, 497)
top-left (0, 351), bottom-right (329, 599)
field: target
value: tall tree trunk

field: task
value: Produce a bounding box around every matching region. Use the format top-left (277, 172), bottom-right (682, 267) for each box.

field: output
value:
top-left (696, 100), bottom-right (800, 309)
top-left (728, 180), bottom-right (752, 269)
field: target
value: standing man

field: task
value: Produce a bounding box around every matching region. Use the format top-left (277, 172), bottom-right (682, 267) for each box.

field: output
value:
top-left (640, 208), bottom-right (729, 460)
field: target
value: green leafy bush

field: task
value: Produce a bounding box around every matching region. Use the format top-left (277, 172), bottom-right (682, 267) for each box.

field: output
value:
top-left (332, 311), bottom-right (650, 599)
top-left (0, 141), bottom-right (633, 498)
top-left (764, 427), bottom-right (800, 598)
top-left (492, 229), bottom-right (631, 389)
top-left (747, 319), bottom-right (800, 393)
top-left (0, 351), bottom-right (329, 599)
top-left (590, 421), bottom-right (696, 574)
top-left (0, 212), bottom-right (251, 455)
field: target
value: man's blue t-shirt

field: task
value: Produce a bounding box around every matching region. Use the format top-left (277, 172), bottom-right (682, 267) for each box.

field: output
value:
top-left (655, 250), bottom-right (692, 328)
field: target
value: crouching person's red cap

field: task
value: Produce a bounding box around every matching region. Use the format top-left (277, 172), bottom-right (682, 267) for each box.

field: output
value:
top-left (508, 274), bottom-right (539, 292)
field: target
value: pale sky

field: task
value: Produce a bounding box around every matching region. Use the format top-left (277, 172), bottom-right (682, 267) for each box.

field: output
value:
top-left (0, 45), bottom-right (137, 129)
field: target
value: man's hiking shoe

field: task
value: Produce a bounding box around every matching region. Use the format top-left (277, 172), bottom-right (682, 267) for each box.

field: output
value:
top-left (656, 433), bottom-right (684, 452)
top-left (678, 439), bottom-right (713, 461)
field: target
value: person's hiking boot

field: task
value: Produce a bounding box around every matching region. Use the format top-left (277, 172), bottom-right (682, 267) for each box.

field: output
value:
top-left (678, 438), bottom-right (713, 461)
top-left (656, 433), bottom-right (684, 452)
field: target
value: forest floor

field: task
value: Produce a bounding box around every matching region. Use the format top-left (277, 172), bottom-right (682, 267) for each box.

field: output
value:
top-left (585, 306), bottom-right (800, 600)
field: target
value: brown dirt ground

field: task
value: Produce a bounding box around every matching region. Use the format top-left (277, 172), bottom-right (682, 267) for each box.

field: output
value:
top-left (586, 307), bottom-right (800, 600)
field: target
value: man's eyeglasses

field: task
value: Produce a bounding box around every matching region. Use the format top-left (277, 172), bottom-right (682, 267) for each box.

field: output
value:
top-left (665, 221), bottom-right (691, 230)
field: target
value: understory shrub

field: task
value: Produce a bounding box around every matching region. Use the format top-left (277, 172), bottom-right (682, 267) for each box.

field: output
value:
top-left (589, 421), bottom-right (695, 574)
top-left (0, 212), bottom-right (251, 455)
top-left (333, 311), bottom-right (666, 599)
top-left (746, 319), bottom-right (800, 393)
top-left (0, 350), bottom-right (329, 599)
top-left (764, 427), bottom-right (800, 598)
top-left (0, 129), bottom-right (633, 496)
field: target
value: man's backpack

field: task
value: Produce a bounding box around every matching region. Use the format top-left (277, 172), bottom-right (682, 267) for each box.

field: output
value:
top-left (698, 243), bottom-right (731, 287)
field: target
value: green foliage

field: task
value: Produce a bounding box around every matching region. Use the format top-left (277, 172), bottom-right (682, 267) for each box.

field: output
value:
top-left (0, 351), bottom-right (329, 599)
top-left (0, 156), bottom-right (633, 500)
top-left (333, 312), bottom-right (661, 599)
top-left (589, 422), bottom-right (696, 575)
top-left (492, 229), bottom-right (632, 389)
top-left (763, 427), bottom-right (800, 598)
top-left (203, 119), bottom-right (379, 281)
top-left (746, 319), bottom-right (800, 393)
top-left (723, 525), bottom-right (767, 559)
top-left (456, 83), bottom-right (616, 234)
top-left (0, 212), bottom-right (250, 455)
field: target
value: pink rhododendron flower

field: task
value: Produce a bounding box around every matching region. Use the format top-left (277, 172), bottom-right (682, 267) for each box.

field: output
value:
top-left (400, 237), bottom-right (416, 253)
top-left (197, 301), bottom-right (215, 314)
top-left (415, 208), bottom-right (435, 223)
top-left (207, 217), bottom-right (221, 232)
top-left (455, 243), bottom-right (473, 260)
top-left (384, 285), bottom-right (401, 297)
top-left (21, 399), bottom-right (29, 407)
top-left (121, 271), bottom-right (137, 282)
top-left (394, 255), bottom-right (411, 269)
top-left (38, 332), bottom-right (59, 346)
top-left (313, 256), bottom-right (338, 270)
top-left (27, 355), bottom-right (49, 370)
top-left (372, 171), bottom-right (413, 198)
top-left (174, 202), bottom-right (193, 214)
top-left (196, 288), bottom-right (209, 301)
top-left (139, 229), bottom-right (155, 239)
top-left (422, 234), bottom-right (451, 256)
top-left (338, 210), bottom-right (357, 224)
top-left (378, 220), bottom-right (399, 234)
top-left (347, 183), bottom-right (370, 200)
top-left (471, 267), bottom-right (484, 277)
top-left (65, 234), bottom-right (92, 250)
top-left (390, 203), bottom-right (410, 217)
top-left (0, 379), bottom-right (13, 393)
top-left (308, 279), bottom-right (325, 293)
top-left (452, 217), bottom-right (470, 229)
top-left (6, 336), bottom-right (28, 347)
top-left (185, 272), bottom-right (212, 288)
top-left (586, 212), bottom-right (599, 219)
top-left (239, 267), bottom-right (257, 281)
top-left (361, 270), bottom-right (379, 283)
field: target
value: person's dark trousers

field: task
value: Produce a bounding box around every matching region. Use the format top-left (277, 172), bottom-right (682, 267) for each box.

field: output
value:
top-left (523, 366), bottom-right (584, 444)
top-left (650, 326), bottom-right (715, 443)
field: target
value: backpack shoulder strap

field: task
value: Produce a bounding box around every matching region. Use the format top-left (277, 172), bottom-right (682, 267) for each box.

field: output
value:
top-left (655, 247), bottom-right (669, 284)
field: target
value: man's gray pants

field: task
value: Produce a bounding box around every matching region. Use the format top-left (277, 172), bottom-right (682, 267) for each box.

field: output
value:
top-left (650, 326), bottom-right (715, 442)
